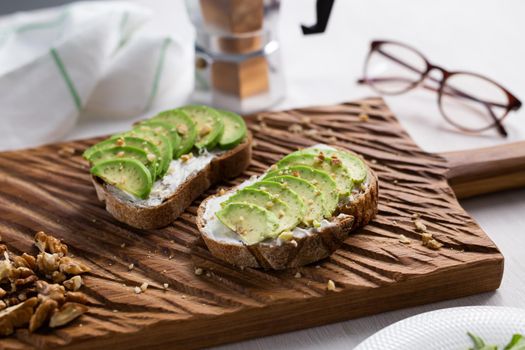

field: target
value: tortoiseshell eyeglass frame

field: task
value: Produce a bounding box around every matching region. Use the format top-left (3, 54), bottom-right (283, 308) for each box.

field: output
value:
top-left (358, 40), bottom-right (522, 137)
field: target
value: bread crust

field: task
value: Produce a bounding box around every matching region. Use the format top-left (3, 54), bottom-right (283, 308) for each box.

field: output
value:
top-left (197, 153), bottom-right (378, 270)
top-left (92, 133), bottom-right (253, 229)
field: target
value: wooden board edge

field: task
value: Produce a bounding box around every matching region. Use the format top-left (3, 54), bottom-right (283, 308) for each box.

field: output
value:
top-left (62, 255), bottom-right (503, 350)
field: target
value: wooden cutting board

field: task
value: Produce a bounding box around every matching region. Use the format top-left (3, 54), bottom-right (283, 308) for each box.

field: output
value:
top-left (1, 97), bottom-right (524, 350)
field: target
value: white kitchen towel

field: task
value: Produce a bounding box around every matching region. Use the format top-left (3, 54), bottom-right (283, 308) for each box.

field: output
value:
top-left (0, 1), bottom-right (191, 151)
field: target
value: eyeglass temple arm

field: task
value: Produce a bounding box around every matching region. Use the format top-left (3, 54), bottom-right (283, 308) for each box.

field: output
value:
top-left (360, 49), bottom-right (508, 136)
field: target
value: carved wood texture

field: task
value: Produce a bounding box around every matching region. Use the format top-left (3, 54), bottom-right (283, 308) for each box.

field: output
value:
top-left (0, 98), bottom-right (503, 350)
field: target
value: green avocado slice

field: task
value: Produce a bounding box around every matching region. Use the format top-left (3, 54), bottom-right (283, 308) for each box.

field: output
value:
top-left (223, 188), bottom-right (299, 233)
top-left (180, 105), bottom-right (224, 149)
top-left (291, 148), bottom-right (368, 184)
top-left (248, 181), bottom-right (306, 223)
top-left (264, 175), bottom-right (324, 226)
top-left (217, 202), bottom-right (280, 245)
top-left (91, 158), bottom-right (152, 199)
top-left (83, 136), bottom-right (162, 179)
top-left (265, 165), bottom-right (338, 218)
top-left (277, 153), bottom-right (353, 196)
top-left (153, 109), bottom-right (197, 157)
top-left (118, 129), bottom-right (172, 177)
top-left (135, 120), bottom-right (180, 157)
top-left (216, 110), bottom-right (247, 149)
top-left (88, 146), bottom-right (156, 178)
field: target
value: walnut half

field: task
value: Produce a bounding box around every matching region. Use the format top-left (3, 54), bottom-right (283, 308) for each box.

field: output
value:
top-left (0, 297), bottom-right (38, 336)
top-left (49, 303), bottom-right (88, 328)
top-left (34, 231), bottom-right (68, 256)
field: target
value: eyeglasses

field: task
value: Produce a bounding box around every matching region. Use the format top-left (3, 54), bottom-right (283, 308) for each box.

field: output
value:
top-left (358, 40), bottom-right (522, 137)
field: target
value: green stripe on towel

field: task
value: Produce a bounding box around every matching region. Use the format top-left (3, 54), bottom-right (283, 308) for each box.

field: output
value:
top-left (144, 37), bottom-right (171, 111)
top-left (50, 47), bottom-right (82, 110)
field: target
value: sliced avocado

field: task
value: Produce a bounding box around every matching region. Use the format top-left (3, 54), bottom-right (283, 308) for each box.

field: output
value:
top-left (91, 158), bottom-right (152, 199)
top-left (216, 202), bottom-right (279, 245)
top-left (89, 146), bottom-right (156, 177)
top-left (83, 136), bottom-right (162, 179)
top-left (153, 109), bottom-right (197, 157)
top-left (119, 129), bottom-right (172, 177)
top-left (248, 180), bottom-right (306, 223)
top-left (277, 153), bottom-right (353, 196)
top-left (216, 110), bottom-right (247, 149)
top-left (264, 175), bottom-right (324, 226)
top-left (180, 105), bottom-right (224, 149)
top-left (136, 120), bottom-right (181, 157)
top-left (224, 188), bottom-right (299, 233)
top-left (266, 165), bottom-right (338, 218)
top-left (291, 148), bottom-right (368, 184)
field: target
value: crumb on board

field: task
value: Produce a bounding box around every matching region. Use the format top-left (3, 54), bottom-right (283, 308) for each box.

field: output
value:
top-left (427, 239), bottom-right (443, 250)
top-left (58, 146), bottom-right (75, 157)
top-left (194, 267), bottom-right (203, 276)
top-left (421, 232), bottom-right (433, 245)
top-left (128, 263), bottom-right (134, 271)
top-left (414, 219), bottom-right (427, 232)
top-left (327, 280), bottom-right (336, 291)
top-left (140, 282), bottom-right (148, 293)
top-left (288, 123), bottom-right (303, 134)
top-left (399, 234), bottom-right (411, 244)
top-left (294, 272), bottom-right (302, 279)
top-left (358, 113), bottom-right (369, 122)
top-left (163, 283), bottom-right (169, 290)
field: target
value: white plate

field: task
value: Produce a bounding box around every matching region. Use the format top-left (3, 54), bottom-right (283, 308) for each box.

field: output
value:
top-left (355, 306), bottom-right (525, 350)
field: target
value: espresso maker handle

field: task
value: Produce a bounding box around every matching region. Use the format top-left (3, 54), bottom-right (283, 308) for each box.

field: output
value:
top-left (301, 0), bottom-right (335, 35)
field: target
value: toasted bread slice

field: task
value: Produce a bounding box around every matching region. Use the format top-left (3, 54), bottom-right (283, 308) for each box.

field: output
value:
top-left (92, 133), bottom-right (253, 229)
top-left (196, 147), bottom-right (378, 269)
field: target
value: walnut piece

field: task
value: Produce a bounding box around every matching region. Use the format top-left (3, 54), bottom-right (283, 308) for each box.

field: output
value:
top-left (34, 231), bottom-right (68, 256)
top-left (29, 298), bottom-right (57, 332)
top-left (0, 232), bottom-right (90, 335)
top-left (63, 276), bottom-right (82, 291)
top-left (51, 271), bottom-right (67, 284)
top-left (12, 254), bottom-right (37, 270)
top-left (0, 297), bottom-right (38, 336)
top-left (36, 252), bottom-right (61, 275)
top-left (35, 280), bottom-right (65, 305)
top-left (58, 257), bottom-right (90, 275)
top-left (65, 291), bottom-right (88, 304)
top-left (49, 302), bottom-right (88, 328)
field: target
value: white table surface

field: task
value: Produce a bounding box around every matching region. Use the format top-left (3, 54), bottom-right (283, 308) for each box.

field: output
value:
top-left (6, 0), bottom-right (525, 348)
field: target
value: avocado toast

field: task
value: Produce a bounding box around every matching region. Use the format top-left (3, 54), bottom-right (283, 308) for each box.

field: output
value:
top-left (197, 145), bottom-right (378, 269)
top-left (85, 106), bottom-right (252, 229)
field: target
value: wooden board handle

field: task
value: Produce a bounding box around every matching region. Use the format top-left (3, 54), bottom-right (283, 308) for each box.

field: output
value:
top-left (441, 141), bottom-right (525, 199)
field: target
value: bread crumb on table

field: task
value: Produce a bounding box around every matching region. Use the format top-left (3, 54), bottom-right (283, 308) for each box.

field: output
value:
top-left (294, 272), bottom-right (302, 279)
top-left (414, 219), bottom-right (427, 232)
top-left (194, 267), bottom-right (203, 276)
top-left (358, 113), bottom-right (369, 122)
top-left (421, 232), bottom-right (433, 245)
top-left (327, 280), bottom-right (336, 291)
top-left (427, 239), bottom-right (443, 250)
top-left (399, 234), bottom-right (411, 244)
